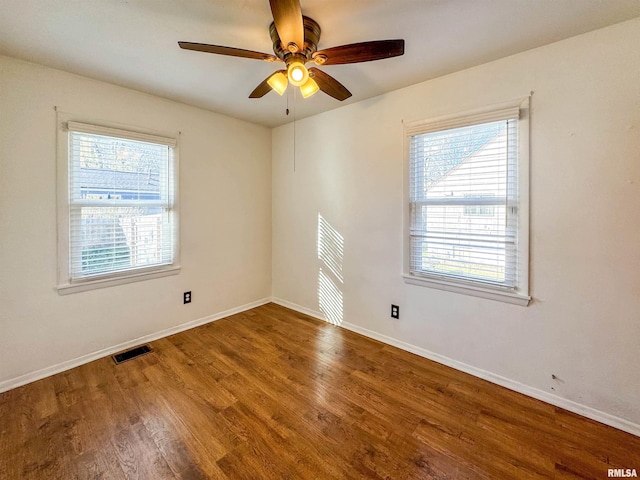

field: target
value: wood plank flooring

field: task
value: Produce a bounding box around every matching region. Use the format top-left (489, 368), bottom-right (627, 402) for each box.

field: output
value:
top-left (1, 302), bottom-right (639, 479)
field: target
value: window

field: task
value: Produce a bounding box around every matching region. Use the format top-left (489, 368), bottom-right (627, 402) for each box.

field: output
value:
top-left (57, 120), bottom-right (179, 293)
top-left (403, 100), bottom-right (530, 305)
top-left (463, 194), bottom-right (495, 217)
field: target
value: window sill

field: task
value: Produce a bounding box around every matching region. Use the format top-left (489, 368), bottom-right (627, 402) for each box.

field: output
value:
top-left (402, 273), bottom-right (530, 306)
top-left (57, 266), bottom-right (180, 295)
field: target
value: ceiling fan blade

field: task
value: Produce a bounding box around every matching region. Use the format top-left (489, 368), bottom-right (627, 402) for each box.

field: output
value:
top-left (314, 39), bottom-right (405, 65)
top-left (249, 79), bottom-right (273, 99)
top-left (308, 68), bottom-right (352, 101)
top-left (249, 70), bottom-right (287, 98)
top-left (269, 0), bottom-right (304, 52)
top-left (178, 42), bottom-right (278, 62)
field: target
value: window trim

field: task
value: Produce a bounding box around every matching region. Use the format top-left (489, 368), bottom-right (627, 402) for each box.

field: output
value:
top-left (56, 113), bottom-right (180, 294)
top-left (402, 98), bottom-right (531, 306)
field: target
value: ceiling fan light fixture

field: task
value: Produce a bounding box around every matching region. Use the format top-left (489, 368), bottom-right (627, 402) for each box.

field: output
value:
top-left (267, 71), bottom-right (288, 95)
top-left (179, 1), bottom-right (405, 103)
top-left (299, 77), bottom-right (319, 98)
top-left (287, 60), bottom-right (309, 87)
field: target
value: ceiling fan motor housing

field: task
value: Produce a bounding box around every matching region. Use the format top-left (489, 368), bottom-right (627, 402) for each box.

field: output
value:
top-left (270, 16), bottom-right (321, 63)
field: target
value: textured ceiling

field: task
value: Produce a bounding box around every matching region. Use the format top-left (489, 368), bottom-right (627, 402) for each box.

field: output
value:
top-left (1, 0), bottom-right (639, 127)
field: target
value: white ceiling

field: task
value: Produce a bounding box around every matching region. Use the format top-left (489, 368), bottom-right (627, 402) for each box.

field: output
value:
top-left (1, 0), bottom-right (639, 127)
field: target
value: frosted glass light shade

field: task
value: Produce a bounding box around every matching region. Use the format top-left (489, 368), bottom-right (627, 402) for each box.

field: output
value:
top-left (267, 72), bottom-right (288, 95)
top-left (300, 78), bottom-right (319, 98)
top-left (287, 60), bottom-right (309, 87)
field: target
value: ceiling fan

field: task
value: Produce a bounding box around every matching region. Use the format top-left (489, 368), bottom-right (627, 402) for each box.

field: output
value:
top-left (178, 0), bottom-right (405, 101)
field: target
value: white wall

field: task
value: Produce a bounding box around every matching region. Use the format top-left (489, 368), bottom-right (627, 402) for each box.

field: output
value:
top-left (272, 18), bottom-right (640, 427)
top-left (0, 56), bottom-right (272, 386)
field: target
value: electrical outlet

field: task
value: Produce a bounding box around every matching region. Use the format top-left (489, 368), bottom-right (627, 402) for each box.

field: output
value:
top-left (391, 304), bottom-right (399, 319)
top-left (184, 291), bottom-right (192, 304)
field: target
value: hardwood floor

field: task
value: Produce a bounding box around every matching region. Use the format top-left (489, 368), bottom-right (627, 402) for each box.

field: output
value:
top-left (1, 303), bottom-right (638, 479)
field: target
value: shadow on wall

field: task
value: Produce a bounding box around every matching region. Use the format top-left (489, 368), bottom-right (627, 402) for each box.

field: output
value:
top-left (317, 213), bottom-right (344, 325)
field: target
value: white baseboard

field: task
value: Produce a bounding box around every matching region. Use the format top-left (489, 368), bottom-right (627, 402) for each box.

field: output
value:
top-left (270, 297), bottom-right (640, 438)
top-left (0, 297), bottom-right (271, 394)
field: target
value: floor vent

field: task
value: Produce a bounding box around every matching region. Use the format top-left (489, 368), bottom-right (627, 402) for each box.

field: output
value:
top-left (112, 345), bottom-right (153, 365)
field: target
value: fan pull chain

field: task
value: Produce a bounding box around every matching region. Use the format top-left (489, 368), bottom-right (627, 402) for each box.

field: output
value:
top-left (293, 88), bottom-right (297, 173)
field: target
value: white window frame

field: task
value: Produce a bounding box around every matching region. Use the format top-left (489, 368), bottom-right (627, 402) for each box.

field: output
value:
top-left (403, 98), bottom-right (530, 306)
top-left (56, 114), bottom-right (180, 294)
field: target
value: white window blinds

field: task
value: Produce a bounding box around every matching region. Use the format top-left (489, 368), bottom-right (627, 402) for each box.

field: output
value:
top-left (408, 109), bottom-right (520, 288)
top-left (67, 123), bottom-right (176, 281)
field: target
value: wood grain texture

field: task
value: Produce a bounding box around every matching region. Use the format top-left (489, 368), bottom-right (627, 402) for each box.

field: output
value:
top-left (314, 39), bottom-right (405, 65)
top-left (269, 0), bottom-right (304, 52)
top-left (1, 303), bottom-right (638, 479)
top-left (309, 68), bottom-right (352, 101)
top-left (178, 42), bottom-right (277, 62)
